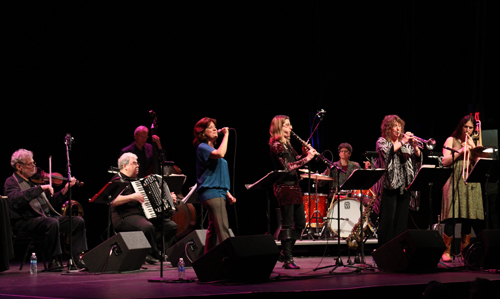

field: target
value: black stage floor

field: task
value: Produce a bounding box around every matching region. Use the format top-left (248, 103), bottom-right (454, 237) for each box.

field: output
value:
top-left (1, 240), bottom-right (499, 299)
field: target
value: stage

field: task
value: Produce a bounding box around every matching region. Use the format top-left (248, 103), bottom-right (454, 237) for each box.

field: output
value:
top-left (1, 239), bottom-right (499, 299)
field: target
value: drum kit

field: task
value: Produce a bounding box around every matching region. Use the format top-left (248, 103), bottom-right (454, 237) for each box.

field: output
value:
top-left (299, 169), bottom-right (376, 243)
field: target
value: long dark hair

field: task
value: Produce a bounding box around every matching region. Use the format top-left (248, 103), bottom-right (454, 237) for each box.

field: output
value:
top-left (193, 117), bottom-right (217, 147)
top-left (450, 115), bottom-right (476, 140)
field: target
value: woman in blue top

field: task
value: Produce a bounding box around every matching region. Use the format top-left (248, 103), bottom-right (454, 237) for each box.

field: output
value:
top-left (193, 117), bottom-right (236, 254)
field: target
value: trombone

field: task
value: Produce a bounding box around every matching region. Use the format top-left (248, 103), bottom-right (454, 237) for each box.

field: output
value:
top-left (462, 112), bottom-right (487, 184)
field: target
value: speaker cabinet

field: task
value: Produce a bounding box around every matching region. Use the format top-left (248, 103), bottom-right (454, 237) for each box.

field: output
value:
top-left (464, 229), bottom-right (500, 269)
top-left (167, 230), bottom-right (205, 267)
top-left (192, 234), bottom-right (279, 282)
top-left (166, 229), bottom-right (235, 267)
top-left (82, 231), bottom-right (151, 273)
top-left (372, 230), bottom-right (445, 273)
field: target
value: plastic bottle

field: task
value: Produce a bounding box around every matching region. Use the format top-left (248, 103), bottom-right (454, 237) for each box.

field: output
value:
top-left (178, 258), bottom-right (185, 280)
top-left (30, 252), bottom-right (37, 274)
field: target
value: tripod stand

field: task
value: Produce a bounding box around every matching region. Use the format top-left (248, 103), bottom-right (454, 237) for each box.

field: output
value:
top-left (315, 168), bottom-right (383, 272)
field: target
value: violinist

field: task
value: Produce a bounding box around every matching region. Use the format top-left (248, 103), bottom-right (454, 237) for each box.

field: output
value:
top-left (119, 125), bottom-right (164, 178)
top-left (3, 149), bottom-right (87, 270)
top-left (111, 153), bottom-right (178, 265)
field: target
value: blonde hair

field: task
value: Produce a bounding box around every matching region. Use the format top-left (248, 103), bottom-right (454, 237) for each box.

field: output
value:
top-left (269, 115), bottom-right (289, 145)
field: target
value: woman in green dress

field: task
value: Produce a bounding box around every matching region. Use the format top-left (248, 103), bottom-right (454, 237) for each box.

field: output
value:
top-left (441, 115), bottom-right (484, 262)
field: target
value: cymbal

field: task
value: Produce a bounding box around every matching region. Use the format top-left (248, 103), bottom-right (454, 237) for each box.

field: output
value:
top-left (298, 168), bottom-right (313, 173)
top-left (300, 173), bottom-right (333, 181)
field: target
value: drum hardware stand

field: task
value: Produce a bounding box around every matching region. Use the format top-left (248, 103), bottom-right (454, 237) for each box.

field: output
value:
top-left (299, 170), bottom-right (334, 239)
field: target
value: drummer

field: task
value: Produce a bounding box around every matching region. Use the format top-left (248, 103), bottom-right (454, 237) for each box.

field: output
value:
top-left (320, 142), bottom-right (368, 199)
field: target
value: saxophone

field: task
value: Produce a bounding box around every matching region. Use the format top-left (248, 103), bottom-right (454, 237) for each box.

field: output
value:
top-left (346, 190), bottom-right (376, 250)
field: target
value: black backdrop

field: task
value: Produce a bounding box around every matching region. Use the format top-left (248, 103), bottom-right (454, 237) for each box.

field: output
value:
top-left (2, 2), bottom-right (499, 249)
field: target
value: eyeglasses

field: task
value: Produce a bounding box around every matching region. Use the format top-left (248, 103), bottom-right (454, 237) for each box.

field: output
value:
top-left (339, 150), bottom-right (350, 154)
top-left (130, 162), bottom-right (140, 166)
top-left (20, 161), bottom-right (36, 167)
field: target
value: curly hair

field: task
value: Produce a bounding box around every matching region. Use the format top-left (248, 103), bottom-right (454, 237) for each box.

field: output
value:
top-left (338, 142), bottom-right (353, 153)
top-left (10, 149), bottom-right (33, 169)
top-left (268, 115), bottom-right (289, 145)
top-left (381, 115), bottom-right (405, 142)
top-left (193, 117), bottom-right (217, 147)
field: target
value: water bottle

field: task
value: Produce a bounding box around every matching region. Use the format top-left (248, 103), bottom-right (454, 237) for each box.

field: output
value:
top-left (178, 258), bottom-right (185, 280)
top-left (30, 252), bottom-right (37, 274)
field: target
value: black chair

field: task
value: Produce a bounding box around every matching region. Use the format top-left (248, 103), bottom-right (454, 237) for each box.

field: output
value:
top-left (13, 231), bottom-right (48, 271)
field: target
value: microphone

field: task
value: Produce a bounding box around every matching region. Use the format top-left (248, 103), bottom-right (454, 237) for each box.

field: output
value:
top-left (218, 128), bottom-right (234, 134)
top-left (108, 166), bottom-right (120, 174)
top-left (443, 146), bottom-right (459, 154)
top-left (316, 109), bottom-right (326, 119)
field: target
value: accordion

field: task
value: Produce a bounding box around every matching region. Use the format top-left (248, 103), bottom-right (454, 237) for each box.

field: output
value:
top-left (131, 174), bottom-right (176, 219)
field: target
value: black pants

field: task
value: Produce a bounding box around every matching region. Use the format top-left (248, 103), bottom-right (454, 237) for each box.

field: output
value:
top-left (114, 214), bottom-right (177, 259)
top-left (14, 215), bottom-right (87, 258)
top-left (377, 189), bottom-right (410, 247)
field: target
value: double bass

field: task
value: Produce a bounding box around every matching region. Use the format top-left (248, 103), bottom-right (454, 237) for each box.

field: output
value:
top-left (168, 166), bottom-right (197, 239)
top-left (148, 111), bottom-right (197, 239)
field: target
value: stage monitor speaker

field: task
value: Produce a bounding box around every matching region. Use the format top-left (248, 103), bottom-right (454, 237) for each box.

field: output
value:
top-left (166, 229), bottom-right (234, 267)
top-left (372, 229), bottom-right (445, 273)
top-left (82, 231), bottom-right (151, 273)
top-left (464, 229), bottom-right (500, 269)
top-left (192, 234), bottom-right (279, 282)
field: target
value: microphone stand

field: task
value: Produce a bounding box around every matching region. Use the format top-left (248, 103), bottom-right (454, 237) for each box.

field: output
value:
top-left (314, 162), bottom-right (346, 272)
top-left (64, 134), bottom-right (77, 272)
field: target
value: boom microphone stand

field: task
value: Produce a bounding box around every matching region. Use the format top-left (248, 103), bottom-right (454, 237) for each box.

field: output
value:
top-left (64, 134), bottom-right (78, 272)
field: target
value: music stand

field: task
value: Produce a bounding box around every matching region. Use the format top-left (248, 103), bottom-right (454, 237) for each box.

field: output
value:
top-left (316, 169), bottom-right (384, 272)
top-left (407, 165), bottom-right (453, 229)
top-left (466, 158), bottom-right (500, 228)
top-left (90, 180), bottom-right (129, 240)
top-left (246, 170), bottom-right (288, 237)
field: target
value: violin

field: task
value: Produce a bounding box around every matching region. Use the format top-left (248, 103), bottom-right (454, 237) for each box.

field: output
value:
top-left (30, 169), bottom-right (84, 187)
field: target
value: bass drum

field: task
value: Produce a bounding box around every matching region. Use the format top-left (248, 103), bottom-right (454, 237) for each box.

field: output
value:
top-left (328, 198), bottom-right (364, 239)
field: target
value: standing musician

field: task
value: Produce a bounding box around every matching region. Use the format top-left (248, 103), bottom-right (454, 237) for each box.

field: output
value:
top-left (372, 115), bottom-right (422, 247)
top-left (120, 125), bottom-right (164, 178)
top-left (193, 117), bottom-right (236, 254)
top-left (269, 115), bottom-right (317, 269)
top-left (440, 115), bottom-right (484, 262)
top-left (110, 153), bottom-right (178, 264)
top-left (3, 149), bottom-right (87, 270)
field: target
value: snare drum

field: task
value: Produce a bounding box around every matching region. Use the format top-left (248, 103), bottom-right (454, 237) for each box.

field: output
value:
top-left (328, 198), bottom-right (363, 238)
top-left (303, 193), bottom-right (328, 228)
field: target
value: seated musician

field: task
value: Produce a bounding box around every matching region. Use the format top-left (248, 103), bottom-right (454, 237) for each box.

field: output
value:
top-left (3, 149), bottom-right (87, 270)
top-left (320, 143), bottom-right (362, 196)
top-left (111, 153), bottom-right (177, 264)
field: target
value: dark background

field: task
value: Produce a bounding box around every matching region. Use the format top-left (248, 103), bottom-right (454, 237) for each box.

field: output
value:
top-left (2, 2), bottom-right (499, 249)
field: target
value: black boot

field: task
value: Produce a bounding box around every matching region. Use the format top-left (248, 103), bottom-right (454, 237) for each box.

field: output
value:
top-left (281, 239), bottom-right (300, 269)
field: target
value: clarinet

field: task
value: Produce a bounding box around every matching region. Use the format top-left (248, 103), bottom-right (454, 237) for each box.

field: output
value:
top-left (290, 130), bottom-right (334, 168)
